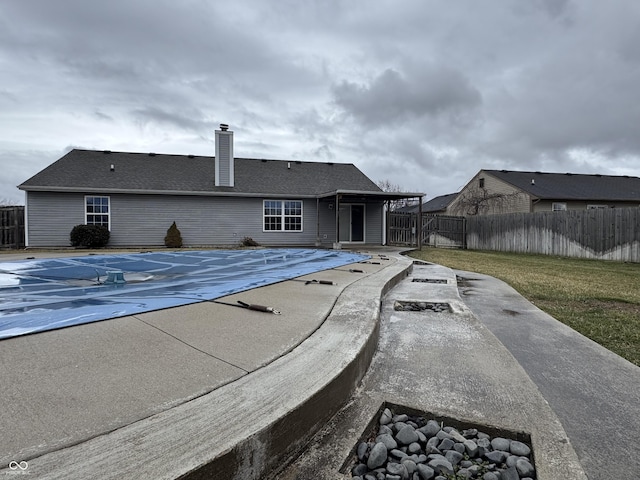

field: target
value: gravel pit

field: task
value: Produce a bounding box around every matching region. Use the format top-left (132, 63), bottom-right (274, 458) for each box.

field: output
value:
top-left (393, 301), bottom-right (451, 313)
top-left (345, 404), bottom-right (536, 480)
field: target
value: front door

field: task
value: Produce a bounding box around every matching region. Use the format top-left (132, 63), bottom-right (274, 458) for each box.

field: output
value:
top-left (338, 204), bottom-right (365, 242)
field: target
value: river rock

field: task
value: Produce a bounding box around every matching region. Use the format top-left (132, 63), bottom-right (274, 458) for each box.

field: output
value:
top-left (367, 442), bottom-right (388, 469)
top-left (510, 440), bottom-right (531, 457)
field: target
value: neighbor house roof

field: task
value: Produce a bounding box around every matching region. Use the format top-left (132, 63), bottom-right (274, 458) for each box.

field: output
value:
top-left (19, 149), bottom-right (385, 197)
top-left (395, 192), bottom-right (458, 214)
top-left (422, 192), bottom-right (459, 212)
top-left (485, 170), bottom-right (640, 202)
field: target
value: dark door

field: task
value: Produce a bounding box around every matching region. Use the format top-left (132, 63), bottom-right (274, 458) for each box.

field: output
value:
top-left (351, 205), bottom-right (365, 242)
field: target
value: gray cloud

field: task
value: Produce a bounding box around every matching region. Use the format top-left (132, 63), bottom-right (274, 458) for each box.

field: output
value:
top-left (332, 66), bottom-right (482, 128)
top-left (1, 0), bottom-right (639, 204)
top-left (130, 106), bottom-right (207, 132)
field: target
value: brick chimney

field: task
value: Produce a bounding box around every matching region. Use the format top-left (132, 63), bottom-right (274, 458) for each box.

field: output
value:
top-left (215, 123), bottom-right (234, 187)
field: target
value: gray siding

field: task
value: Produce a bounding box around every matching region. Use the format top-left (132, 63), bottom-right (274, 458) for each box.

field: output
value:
top-left (109, 195), bottom-right (322, 247)
top-left (365, 203), bottom-right (384, 244)
top-left (26, 192), bottom-right (386, 248)
top-left (27, 192), bottom-right (380, 247)
top-left (317, 200), bottom-right (337, 246)
top-left (26, 192), bottom-right (86, 247)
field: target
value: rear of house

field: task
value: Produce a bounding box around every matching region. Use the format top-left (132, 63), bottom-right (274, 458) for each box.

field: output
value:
top-left (19, 126), bottom-right (422, 248)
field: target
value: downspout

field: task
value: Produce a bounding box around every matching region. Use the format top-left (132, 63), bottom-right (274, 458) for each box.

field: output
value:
top-left (531, 197), bottom-right (541, 212)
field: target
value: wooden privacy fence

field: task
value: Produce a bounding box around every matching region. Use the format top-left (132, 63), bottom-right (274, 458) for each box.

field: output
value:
top-left (388, 212), bottom-right (466, 248)
top-left (388, 211), bottom-right (418, 246)
top-left (422, 214), bottom-right (466, 248)
top-left (466, 208), bottom-right (640, 262)
top-left (1, 206), bottom-right (25, 249)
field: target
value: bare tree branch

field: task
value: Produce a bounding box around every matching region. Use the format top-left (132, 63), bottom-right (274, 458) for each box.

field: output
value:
top-left (450, 187), bottom-right (521, 216)
top-left (376, 179), bottom-right (419, 211)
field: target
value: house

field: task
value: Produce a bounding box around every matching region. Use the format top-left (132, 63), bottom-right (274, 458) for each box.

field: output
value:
top-left (18, 125), bottom-right (423, 248)
top-left (448, 169), bottom-right (640, 216)
top-left (395, 192), bottom-right (459, 215)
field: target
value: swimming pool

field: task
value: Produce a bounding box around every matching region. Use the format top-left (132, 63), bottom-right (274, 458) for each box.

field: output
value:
top-left (0, 249), bottom-right (369, 340)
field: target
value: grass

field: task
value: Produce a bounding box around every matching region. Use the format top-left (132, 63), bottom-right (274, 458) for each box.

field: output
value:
top-left (409, 247), bottom-right (640, 367)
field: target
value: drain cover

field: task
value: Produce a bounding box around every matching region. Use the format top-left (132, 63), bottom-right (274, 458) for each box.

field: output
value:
top-left (393, 300), bottom-right (450, 312)
top-left (411, 278), bottom-right (447, 284)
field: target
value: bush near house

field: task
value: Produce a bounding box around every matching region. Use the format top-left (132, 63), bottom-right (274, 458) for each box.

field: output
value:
top-left (240, 236), bottom-right (260, 247)
top-left (70, 225), bottom-right (110, 248)
top-left (164, 221), bottom-right (183, 248)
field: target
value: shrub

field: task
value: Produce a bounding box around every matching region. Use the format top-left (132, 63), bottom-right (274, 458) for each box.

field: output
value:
top-left (164, 221), bottom-right (183, 248)
top-left (70, 224), bottom-right (110, 248)
top-left (240, 236), bottom-right (260, 247)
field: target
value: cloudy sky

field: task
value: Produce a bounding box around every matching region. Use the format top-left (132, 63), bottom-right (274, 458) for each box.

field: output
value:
top-left (2, 0), bottom-right (640, 204)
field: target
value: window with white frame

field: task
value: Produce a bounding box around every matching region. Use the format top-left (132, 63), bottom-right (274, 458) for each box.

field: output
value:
top-left (552, 202), bottom-right (567, 212)
top-left (85, 196), bottom-right (110, 228)
top-left (587, 204), bottom-right (607, 209)
top-left (263, 200), bottom-right (303, 232)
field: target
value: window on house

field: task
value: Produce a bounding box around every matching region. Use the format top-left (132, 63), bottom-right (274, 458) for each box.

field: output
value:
top-left (263, 200), bottom-right (303, 232)
top-left (479, 178), bottom-right (485, 188)
top-left (85, 196), bottom-right (110, 228)
top-left (552, 202), bottom-right (567, 212)
top-left (587, 204), bottom-right (607, 209)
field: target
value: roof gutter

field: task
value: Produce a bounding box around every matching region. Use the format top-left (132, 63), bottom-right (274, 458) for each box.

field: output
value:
top-left (20, 186), bottom-right (426, 200)
top-left (316, 189), bottom-right (425, 200)
top-left (17, 186), bottom-right (320, 199)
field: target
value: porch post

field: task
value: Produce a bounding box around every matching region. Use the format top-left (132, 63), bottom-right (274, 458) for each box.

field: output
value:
top-left (335, 193), bottom-right (341, 247)
top-left (315, 197), bottom-right (321, 246)
top-left (417, 196), bottom-right (422, 250)
top-left (385, 200), bottom-right (390, 246)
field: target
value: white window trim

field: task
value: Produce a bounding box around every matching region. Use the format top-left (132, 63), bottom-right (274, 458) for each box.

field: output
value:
top-left (587, 204), bottom-right (607, 209)
top-left (85, 195), bottom-right (111, 230)
top-left (552, 202), bottom-right (567, 212)
top-left (262, 199), bottom-right (303, 233)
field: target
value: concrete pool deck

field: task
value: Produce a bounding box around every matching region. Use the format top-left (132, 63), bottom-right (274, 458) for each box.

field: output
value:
top-left (0, 248), bottom-right (594, 479)
top-left (0, 247), bottom-right (402, 478)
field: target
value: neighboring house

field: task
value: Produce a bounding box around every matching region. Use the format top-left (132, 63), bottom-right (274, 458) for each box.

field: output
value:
top-left (19, 125), bottom-right (423, 248)
top-left (448, 169), bottom-right (640, 216)
top-left (395, 192), bottom-right (459, 214)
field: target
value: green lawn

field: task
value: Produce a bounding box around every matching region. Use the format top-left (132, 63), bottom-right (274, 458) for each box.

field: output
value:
top-left (409, 247), bottom-right (640, 367)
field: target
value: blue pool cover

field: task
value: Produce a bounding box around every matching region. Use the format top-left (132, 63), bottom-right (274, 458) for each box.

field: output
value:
top-left (0, 249), bottom-right (369, 340)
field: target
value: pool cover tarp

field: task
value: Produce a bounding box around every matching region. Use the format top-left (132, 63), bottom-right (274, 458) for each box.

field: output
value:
top-left (0, 249), bottom-right (369, 340)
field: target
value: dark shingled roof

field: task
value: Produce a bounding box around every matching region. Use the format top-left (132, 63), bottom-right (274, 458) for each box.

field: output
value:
top-left (19, 149), bottom-right (383, 196)
top-left (395, 192), bottom-right (458, 213)
top-left (486, 170), bottom-right (640, 202)
top-left (422, 192), bottom-right (459, 212)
